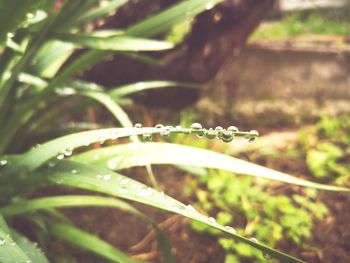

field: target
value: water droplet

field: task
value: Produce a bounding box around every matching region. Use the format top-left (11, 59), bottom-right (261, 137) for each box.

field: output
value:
top-left (0, 239), bottom-right (5, 245)
top-left (175, 125), bottom-right (182, 129)
top-left (227, 126), bottom-right (239, 132)
top-left (119, 187), bottom-right (129, 194)
top-left (249, 237), bottom-right (258, 243)
top-left (224, 226), bottom-right (236, 234)
top-left (63, 148), bottom-right (73, 156)
top-left (7, 32), bottom-right (14, 38)
top-left (56, 154), bottom-right (64, 160)
top-left (119, 178), bottom-right (129, 184)
top-left (262, 252), bottom-right (272, 260)
top-left (205, 128), bottom-right (216, 139)
top-left (249, 130), bottom-right (259, 137)
top-left (155, 124), bottom-right (163, 129)
top-left (103, 174), bottom-right (111, 181)
top-left (205, 2), bottom-right (215, 10)
top-left (107, 160), bottom-right (118, 170)
top-left (215, 126), bottom-right (223, 131)
top-left (142, 133), bottom-right (152, 141)
top-left (71, 169), bottom-right (78, 174)
top-left (134, 123), bottom-right (142, 128)
top-left (160, 127), bottom-right (170, 137)
top-left (138, 187), bottom-right (153, 197)
top-left (191, 122), bottom-right (202, 130)
top-left (221, 130), bottom-right (233, 143)
top-left (248, 137), bottom-right (256, 143)
top-left (27, 13), bottom-right (35, 19)
top-left (0, 159), bottom-right (8, 166)
top-left (196, 129), bottom-right (206, 138)
top-left (208, 217), bottom-right (216, 224)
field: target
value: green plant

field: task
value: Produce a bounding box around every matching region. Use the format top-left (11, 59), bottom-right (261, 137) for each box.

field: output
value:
top-left (299, 115), bottom-right (350, 185)
top-left (0, 1), bottom-right (348, 263)
top-left (188, 170), bottom-right (328, 263)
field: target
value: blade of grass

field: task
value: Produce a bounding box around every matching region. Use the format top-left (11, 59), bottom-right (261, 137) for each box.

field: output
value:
top-left (47, 221), bottom-right (140, 263)
top-left (0, 195), bottom-right (176, 263)
top-left (125, 0), bottom-right (224, 37)
top-left (73, 0), bottom-right (128, 27)
top-left (11, 230), bottom-right (50, 263)
top-left (0, 215), bottom-right (33, 263)
top-left (110, 81), bottom-right (203, 98)
top-left (42, 160), bottom-right (304, 263)
top-left (72, 142), bottom-right (350, 192)
top-left (53, 33), bottom-right (174, 51)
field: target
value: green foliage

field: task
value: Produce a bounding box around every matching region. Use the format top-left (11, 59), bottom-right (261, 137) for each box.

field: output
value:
top-left (189, 170), bottom-right (328, 262)
top-left (250, 9), bottom-right (350, 40)
top-left (300, 115), bottom-right (350, 185)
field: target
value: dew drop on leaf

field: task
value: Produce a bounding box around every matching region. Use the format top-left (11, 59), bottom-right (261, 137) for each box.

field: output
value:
top-left (119, 178), bottom-right (129, 185)
top-left (227, 126), bottom-right (239, 132)
top-left (134, 123), bottom-right (142, 128)
top-left (0, 159), bottom-right (7, 166)
top-left (205, 128), bottom-right (216, 140)
top-left (0, 239), bottom-right (5, 245)
top-left (208, 217), bottom-right (216, 224)
top-left (249, 237), bottom-right (258, 243)
top-left (119, 187), bottom-right (129, 194)
top-left (138, 187), bottom-right (153, 197)
top-left (71, 169), bottom-right (78, 174)
top-left (56, 154), bottom-right (64, 160)
top-left (103, 174), bottom-right (111, 181)
top-left (155, 124), bottom-right (163, 129)
top-left (224, 226), bottom-right (236, 234)
top-left (107, 160), bottom-right (118, 170)
top-left (191, 122), bottom-right (202, 130)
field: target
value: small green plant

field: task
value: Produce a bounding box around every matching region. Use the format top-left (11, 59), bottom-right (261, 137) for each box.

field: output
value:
top-left (299, 115), bottom-right (350, 185)
top-left (188, 170), bottom-right (328, 263)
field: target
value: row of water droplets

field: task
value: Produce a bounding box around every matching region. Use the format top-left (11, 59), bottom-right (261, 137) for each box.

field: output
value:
top-left (134, 122), bottom-right (259, 143)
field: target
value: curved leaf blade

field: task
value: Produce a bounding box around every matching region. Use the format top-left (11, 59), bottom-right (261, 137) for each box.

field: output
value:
top-left (44, 160), bottom-right (304, 263)
top-left (48, 221), bottom-right (138, 263)
top-left (53, 33), bottom-right (174, 51)
top-left (72, 142), bottom-right (350, 192)
top-left (0, 215), bottom-right (33, 263)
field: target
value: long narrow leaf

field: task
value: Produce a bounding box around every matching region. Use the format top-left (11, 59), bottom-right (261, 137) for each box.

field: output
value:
top-left (11, 230), bottom-right (50, 263)
top-left (125, 0), bottom-right (224, 37)
top-left (72, 142), bottom-right (350, 192)
top-left (54, 33), bottom-right (174, 51)
top-left (43, 160), bottom-right (304, 263)
top-left (0, 195), bottom-right (175, 263)
top-left (0, 215), bottom-right (33, 263)
top-left (110, 81), bottom-right (203, 98)
top-left (48, 222), bottom-right (139, 263)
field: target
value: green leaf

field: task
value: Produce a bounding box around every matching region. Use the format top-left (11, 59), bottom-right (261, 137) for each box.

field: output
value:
top-left (0, 0), bottom-right (44, 43)
top-left (0, 215), bottom-right (33, 263)
top-left (43, 160), bottom-right (304, 263)
top-left (125, 0), bottom-right (224, 37)
top-left (47, 221), bottom-right (138, 263)
top-left (0, 195), bottom-right (175, 263)
top-left (54, 33), bottom-right (174, 51)
top-left (73, 0), bottom-right (128, 26)
top-left (11, 230), bottom-right (50, 263)
top-left (6, 127), bottom-right (255, 172)
top-left (110, 81), bottom-right (203, 98)
top-left (0, 195), bottom-right (141, 218)
top-left (72, 142), bottom-right (350, 192)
